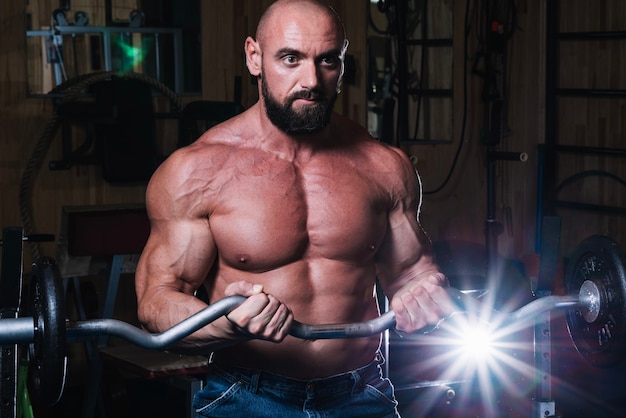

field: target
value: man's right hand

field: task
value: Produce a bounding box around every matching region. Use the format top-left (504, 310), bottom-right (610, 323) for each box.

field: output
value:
top-left (223, 281), bottom-right (294, 342)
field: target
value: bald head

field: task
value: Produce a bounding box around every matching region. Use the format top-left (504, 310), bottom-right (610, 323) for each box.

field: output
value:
top-left (256, 0), bottom-right (346, 46)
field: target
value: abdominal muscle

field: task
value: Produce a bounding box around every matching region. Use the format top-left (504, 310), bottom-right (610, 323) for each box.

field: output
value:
top-left (209, 259), bottom-right (384, 379)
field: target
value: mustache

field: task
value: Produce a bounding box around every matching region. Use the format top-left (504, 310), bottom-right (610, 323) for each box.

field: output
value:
top-left (289, 89), bottom-right (325, 102)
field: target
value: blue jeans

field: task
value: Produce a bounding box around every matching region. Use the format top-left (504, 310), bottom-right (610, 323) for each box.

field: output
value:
top-left (193, 353), bottom-right (400, 417)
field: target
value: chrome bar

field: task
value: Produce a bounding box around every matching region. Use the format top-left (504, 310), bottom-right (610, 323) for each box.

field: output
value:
top-left (67, 295), bottom-right (246, 349)
top-left (7, 289), bottom-right (588, 349)
top-left (0, 318), bottom-right (35, 344)
top-left (510, 295), bottom-right (582, 325)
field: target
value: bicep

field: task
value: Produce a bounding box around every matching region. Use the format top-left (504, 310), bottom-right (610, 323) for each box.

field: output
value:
top-left (137, 217), bottom-right (216, 295)
top-left (374, 152), bottom-right (438, 297)
top-left (135, 156), bottom-right (217, 301)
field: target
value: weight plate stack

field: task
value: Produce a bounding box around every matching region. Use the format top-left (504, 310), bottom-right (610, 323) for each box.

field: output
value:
top-left (565, 235), bottom-right (626, 367)
top-left (28, 257), bottom-right (67, 406)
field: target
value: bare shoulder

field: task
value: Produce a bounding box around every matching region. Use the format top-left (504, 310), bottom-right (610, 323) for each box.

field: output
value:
top-left (331, 115), bottom-right (422, 215)
top-left (333, 114), bottom-right (417, 183)
top-left (160, 110), bottom-right (253, 175)
top-left (146, 118), bottom-right (247, 218)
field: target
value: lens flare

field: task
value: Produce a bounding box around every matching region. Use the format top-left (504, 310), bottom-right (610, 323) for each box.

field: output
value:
top-left (453, 317), bottom-right (496, 361)
top-left (395, 295), bottom-right (541, 416)
top-left (115, 36), bottom-right (153, 71)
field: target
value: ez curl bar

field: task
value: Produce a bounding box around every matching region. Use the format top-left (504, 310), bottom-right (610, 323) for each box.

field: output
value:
top-left (1, 235), bottom-right (625, 408)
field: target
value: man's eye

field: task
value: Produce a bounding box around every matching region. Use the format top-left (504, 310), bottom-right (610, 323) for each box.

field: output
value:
top-left (321, 57), bottom-right (339, 67)
top-left (283, 55), bottom-right (298, 64)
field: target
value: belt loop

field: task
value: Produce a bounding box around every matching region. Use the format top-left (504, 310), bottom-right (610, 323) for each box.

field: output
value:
top-left (350, 370), bottom-right (362, 396)
top-left (249, 370), bottom-right (261, 394)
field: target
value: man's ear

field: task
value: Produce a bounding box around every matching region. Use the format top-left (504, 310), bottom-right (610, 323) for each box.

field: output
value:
top-left (245, 36), bottom-right (262, 77)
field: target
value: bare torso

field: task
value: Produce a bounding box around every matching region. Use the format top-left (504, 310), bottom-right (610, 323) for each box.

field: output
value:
top-left (194, 109), bottom-right (395, 378)
top-left (137, 0), bottom-right (449, 383)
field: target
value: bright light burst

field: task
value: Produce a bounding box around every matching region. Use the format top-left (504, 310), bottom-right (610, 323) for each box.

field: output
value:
top-left (450, 315), bottom-right (497, 361)
top-left (401, 297), bottom-right (541, 416)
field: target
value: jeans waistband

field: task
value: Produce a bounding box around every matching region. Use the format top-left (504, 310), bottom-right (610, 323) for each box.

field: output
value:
top-left (209, 352), bottom-right (384, 399)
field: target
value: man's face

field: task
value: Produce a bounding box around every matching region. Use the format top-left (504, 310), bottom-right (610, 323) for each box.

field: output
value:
top-left (253, 9), bottom-right (346, 135)
top-left (261, 72), bottom-right (337, 135)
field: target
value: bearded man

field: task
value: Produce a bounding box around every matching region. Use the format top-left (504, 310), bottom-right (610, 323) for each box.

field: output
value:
top-left (135, 1), bottom-right (454, 416)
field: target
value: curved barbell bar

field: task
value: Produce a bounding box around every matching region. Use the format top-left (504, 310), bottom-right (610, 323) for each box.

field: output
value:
top-left (0, 288), bottom-right (587, 349)
top-left (2, 290), bottom-right (587, 346)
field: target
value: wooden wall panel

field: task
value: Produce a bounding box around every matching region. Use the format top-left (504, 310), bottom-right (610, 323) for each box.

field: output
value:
top-left (500, 0), bottom-right (547, 256)
top-left (405, 0), bottom-right (546, 262)
top-left (201, 0), bottom-right (239, 101)
top-left (551, 0), bottom-right (626, 257)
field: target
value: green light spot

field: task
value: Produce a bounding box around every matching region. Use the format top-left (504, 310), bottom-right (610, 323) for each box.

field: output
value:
top-left (115, 37), bottom-right (153, 71)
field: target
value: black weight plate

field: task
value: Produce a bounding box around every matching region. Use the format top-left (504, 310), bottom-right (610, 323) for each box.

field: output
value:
top-left (28, 257), bottom-right (67, 406)
top-left (565, 235), bottom-right (626, 367)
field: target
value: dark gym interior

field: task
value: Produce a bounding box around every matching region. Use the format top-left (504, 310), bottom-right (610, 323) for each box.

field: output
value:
top-left (1, 0), bottom-right (625, 417)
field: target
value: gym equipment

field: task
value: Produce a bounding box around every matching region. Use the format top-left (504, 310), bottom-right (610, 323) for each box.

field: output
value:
top-left (1, 228), bottom-right (57, 417)
top-left (27, 258), bottom-right (66, 407)
top-left (0, 236), bottom-right (625, 407)
top-left (565, 235), bottom-right (626, 367)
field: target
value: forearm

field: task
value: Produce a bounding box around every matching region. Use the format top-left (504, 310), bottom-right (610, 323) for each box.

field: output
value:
top-left (166, 318), bottom-right (251, 355)
top-left (377, 249), bottom-right (443, 299)
top-left (376, 222), bottom-right (451, 332)
top-left (137, 288), bottom-right (250, 355)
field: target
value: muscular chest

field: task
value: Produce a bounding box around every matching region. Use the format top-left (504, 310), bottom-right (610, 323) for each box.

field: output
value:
top-left (208, 155), bottom-right (389, 271)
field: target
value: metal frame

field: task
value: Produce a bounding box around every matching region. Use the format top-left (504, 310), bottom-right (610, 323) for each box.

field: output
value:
top-left (26, 26), bottom-right (184, 94)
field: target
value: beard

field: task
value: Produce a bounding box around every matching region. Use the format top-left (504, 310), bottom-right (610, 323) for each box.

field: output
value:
top-left (261, 77), bottom-right (336, 135)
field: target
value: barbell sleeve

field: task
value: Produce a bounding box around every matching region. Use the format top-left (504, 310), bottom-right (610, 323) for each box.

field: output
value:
top-left (0, 317), bottom-right (35, 344)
